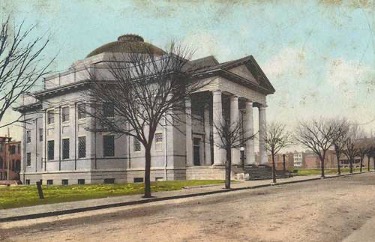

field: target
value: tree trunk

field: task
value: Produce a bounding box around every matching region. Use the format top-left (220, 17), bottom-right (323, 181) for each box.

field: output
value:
top-left (368, 156), bottom-right (370, 172)
top-left (336, 153), bottom-right (341, 175)
top-left (349, 158), bottom-right (353, 174)
top-left (225, 147), bottom-right (232, 189)
top-left (272, 152), bottom-right (277, 184)
top-left (143, 146), bottom-right (152, 198)
top-left (335, 145), bottom-right (341, 175)
top-left (360, 157), bottom-right (363, 173)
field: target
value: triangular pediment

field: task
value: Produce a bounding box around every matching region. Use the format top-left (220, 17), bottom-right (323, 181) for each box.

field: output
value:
top-left (228, 64), bottom-right (259, 85)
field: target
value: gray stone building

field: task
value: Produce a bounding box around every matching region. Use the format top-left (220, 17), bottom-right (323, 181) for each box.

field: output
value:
top-left (16, 34), bottom-right (275, 185)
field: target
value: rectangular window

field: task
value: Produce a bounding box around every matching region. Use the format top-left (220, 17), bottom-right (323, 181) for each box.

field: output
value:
top-left (155, 132), bottom-right (163, 151)
top-left (25, 179), bottom-right (30, 185)
top-left (78, 179), bottom-right (85, 185)
top-left (62, 107), bottom-right (70, 122)
top-left (48, 140), bottom-right (54, 160)
top-left (17, 144), bottom-right (21, 154)
top-left (133, 178), bottom-right (144, 183)
top-left (134, 138), bottom-right (141, 152)
top-left (103, 135), bottom-right (115, 157)
top-left (77, 103), bottom-right (86, 119)
top-left (62, 179), bottom-right (68, 186)
top-left (26, 153), bottom-right (31, 166)
top-left (9, 145), bottom-right (16, 154)
top-left (47, 180), bottom-right (53, 185)
top-left (62, 138), bottom-right (70, 159)
top-left (47, 110), bottom-right (54, 124)
top-left (103, 103), bottom-right (114, 117)
top-left (104, 178), bottom-right (115, 184)
top-left (78, 136), bottom-right (86, 158)
top-left (26, 130), bottom-right (31, 143)
top-left (39, 128), bottom-right (43, 142)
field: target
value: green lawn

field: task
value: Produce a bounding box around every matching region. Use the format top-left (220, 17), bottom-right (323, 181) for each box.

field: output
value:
top-left (292, 168), bottom-right (369, 176)
top-left (0, 180), bottom-right (224, 209)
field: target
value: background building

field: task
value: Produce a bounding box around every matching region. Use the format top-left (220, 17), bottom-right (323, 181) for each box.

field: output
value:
top-left (0, 136), bottom-right (21, 181)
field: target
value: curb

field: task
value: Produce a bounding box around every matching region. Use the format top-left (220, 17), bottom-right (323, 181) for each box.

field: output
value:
top-left (0, 174), bottom-right (357, 222)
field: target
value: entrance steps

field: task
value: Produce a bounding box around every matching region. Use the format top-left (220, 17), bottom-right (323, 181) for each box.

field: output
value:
top-left (236, 165), bottom-right (292, 180)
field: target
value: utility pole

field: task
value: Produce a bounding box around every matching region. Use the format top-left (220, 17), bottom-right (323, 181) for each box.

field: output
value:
top-left (283, 154), bottom-right (286, 174)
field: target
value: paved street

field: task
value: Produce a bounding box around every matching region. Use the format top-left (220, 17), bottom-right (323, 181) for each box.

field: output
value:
top-left (2, 173), bottom-right (375, 242)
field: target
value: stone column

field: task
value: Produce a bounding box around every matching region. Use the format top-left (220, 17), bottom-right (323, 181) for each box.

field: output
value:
top-left (165, 94), bottom-right (174, 175)
top-left (259, 105), bottom-right (268, 165)
top-left (204, 104), bottom-right (211, 165)
top-left (212, 90), bottom-right (224, 165)
top-left (230, 95), bottom-right (240, 165)
top-left (245, 101), bottom-right (255, 165)
top-left (185, 97), bottom-right (193, 166)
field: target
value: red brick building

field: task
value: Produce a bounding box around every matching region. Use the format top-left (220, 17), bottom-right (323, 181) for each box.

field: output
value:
top-left (303, 150), bottom-right (338, 169)
top-left (267, 152), bottom-right (294, 171)
top-left (0, 136), bottom-right (21, 181)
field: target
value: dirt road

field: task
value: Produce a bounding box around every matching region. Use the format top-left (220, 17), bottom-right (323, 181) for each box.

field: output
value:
top-left (2, 173), bottom-right (375, 242)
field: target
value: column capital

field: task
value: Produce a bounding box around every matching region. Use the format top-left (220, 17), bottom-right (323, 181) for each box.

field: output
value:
top-left (230, 95), bottom-right (238, 100)
top-left (212, 90), bottom-right (221, 95)
top-left (246, 100), bottom-right (253, 105)
top-left (259, 104), bottom-right (268, 110)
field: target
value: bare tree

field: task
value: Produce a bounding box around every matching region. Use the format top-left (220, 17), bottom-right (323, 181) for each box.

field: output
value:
top-left (366, 144), bottom-right (375, 171)
top-left (331, 119), bottom-right (350, 175)
top-left (0, 16), bottom-right (53, 128)
top-left (86, 42), bottom-right (205, 198)
top-left (357, 136), bottom-right (371, 173)
top-left (295, 119), bottom-right (336, 178)
top-left (214, 118), bottom-right (255, 189)
top-left (265, 122), bottom-right (293, 184)
top-left (342, 124), bottom-right (362, 174)
top-left (367, 144), bottom-right (375, 172)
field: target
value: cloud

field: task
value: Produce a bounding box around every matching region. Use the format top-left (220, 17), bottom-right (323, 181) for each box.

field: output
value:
top-left (262, 47), bottom-right (308, 80)
top-left (326, 58), bottom-right (373, 86)
top-left (182, 32), bottom-right (232, 60)
top-left (326, 58), bottom-right (373, 100)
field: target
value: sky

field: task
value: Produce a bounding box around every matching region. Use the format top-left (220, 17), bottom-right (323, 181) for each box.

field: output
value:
top-left (1, 0), bottom-right (374, 144)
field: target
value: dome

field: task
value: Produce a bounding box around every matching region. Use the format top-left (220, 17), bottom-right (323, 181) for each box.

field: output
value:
top-left (86, 34), bottom-right (165, 58)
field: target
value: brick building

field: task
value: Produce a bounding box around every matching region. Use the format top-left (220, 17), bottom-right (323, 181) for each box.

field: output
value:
top-left (267, 152), bottom-right (294, 171)
top-left (0, 136), bottom-right (21, 181)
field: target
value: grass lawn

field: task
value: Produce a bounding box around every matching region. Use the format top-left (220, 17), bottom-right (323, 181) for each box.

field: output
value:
top-left (293, 168), bottom-right (369, 176)
top-left (0, 180), bottom-right (224, 209)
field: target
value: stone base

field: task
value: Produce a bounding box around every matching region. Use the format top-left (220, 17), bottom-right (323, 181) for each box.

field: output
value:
top-left (21, 166), bottom-right (246, 185)
top-left (21, 168), bottom-right (187, 185)
top-left (186, 166), bottom-right (243, 180)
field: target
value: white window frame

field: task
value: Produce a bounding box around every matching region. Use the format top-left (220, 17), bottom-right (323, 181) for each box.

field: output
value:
top-left (62, 106), bottom-right (70, 122)
top-left (155, 132), bottom-right (163, 151)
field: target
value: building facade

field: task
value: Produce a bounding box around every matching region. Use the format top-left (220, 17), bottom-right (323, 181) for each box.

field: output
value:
top-left (0, 137), bottom-right (21, 181)
top-left (16, 34), bottom-right (275, 185)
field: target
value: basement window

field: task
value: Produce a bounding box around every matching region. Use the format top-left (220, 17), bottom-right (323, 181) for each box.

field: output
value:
top-left (104, 178), bottom-right (115, 184)
top-left (133, 177), bottom-right (144, 183)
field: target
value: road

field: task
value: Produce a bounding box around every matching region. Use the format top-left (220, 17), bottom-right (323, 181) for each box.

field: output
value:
top-left (2, 173), bottom-right (375, 242)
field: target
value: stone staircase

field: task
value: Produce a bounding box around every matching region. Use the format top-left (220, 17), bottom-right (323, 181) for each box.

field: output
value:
top-left (242, 165), bottom-right (292, 180)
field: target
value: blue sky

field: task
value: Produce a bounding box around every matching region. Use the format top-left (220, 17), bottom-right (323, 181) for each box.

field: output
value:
top-left (1, 0), bottom-right (374, 141)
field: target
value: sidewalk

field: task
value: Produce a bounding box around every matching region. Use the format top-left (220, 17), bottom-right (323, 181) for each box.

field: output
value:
top-left (0, 174), bottom-right (339, 222)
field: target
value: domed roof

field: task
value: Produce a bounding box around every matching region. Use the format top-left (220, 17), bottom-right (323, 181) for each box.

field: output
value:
top-left (86, 34), bottom-right (165, 58)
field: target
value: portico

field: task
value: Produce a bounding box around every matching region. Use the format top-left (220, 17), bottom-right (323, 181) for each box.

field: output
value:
top-left (185, 82), bottom-right (271, 168)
